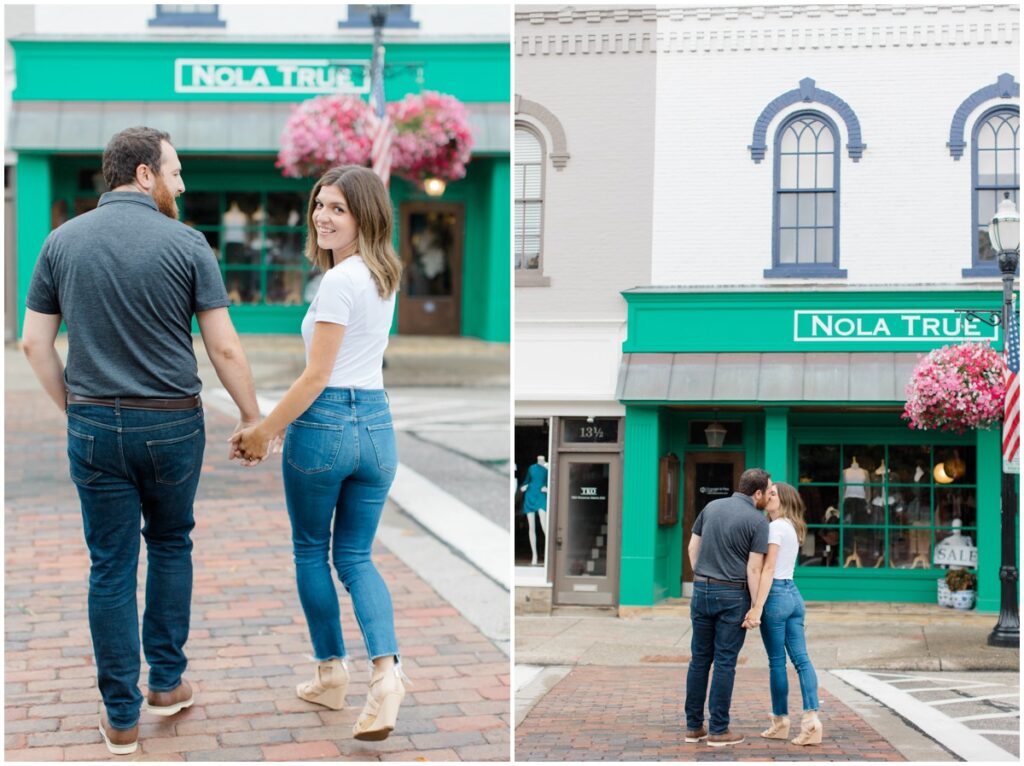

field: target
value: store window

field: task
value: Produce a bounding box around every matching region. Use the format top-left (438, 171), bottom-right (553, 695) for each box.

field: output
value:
top-left (182, 191), bottom-right (312, 306)
top-left (338, 5), bottom-right (419, 28)
top-left (795, 442), bottom-right (976, 570)
top-left (148, 5), bottom-right (226, 27)
top-left (768, 111), bottom-right (842, 277)
top-left (972, 107), bottom-right (1019, 269)
top-left (514, 124), bottom-right (548, 286)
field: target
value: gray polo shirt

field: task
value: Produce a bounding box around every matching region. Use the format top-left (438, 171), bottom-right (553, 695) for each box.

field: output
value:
top-left (26, 191), bottom-right (229, 398)
top-left (692, 491), bottom-right (770, 582)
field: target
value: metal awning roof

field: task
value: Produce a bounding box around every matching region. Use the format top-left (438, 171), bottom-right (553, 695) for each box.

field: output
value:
top-left (7, 100), bottom-right (509, 154)
top-left (616, 352), bottom-right (922, 402)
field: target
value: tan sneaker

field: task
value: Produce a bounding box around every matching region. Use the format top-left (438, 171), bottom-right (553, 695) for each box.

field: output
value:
top-left (684, 726), bottom-right (707, 743)
top-left (297, 659), bottom-right (349, 710)
top-left (707, 729), bottom-right (744, 747)
top-left (146, 679), bottom-right (194, 717)
top-left (98, 713), bottom-right (138, 755)
top-left (352, 661), bottom-right (407, 741)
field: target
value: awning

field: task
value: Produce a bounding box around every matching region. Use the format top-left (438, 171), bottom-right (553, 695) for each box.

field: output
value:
top-left (616, 352), bottom-right (922, 402)
top-left (7, 100), bottom-right (509, 154)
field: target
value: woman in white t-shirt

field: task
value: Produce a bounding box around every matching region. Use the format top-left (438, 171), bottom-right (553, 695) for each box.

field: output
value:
top-left (746, 482), bottom-right (822, 746)
top-left (232, 166), bottom-right (406, 741)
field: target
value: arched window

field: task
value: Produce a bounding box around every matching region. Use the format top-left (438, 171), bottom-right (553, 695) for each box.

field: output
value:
top-left (972, 107), bottom-right (1019, 269)
top-left (515, 125), bottom-right (546, 282)
top-left (768, 111), bottom-right (845, 277)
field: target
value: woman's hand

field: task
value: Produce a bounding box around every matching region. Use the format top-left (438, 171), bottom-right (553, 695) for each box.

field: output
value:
top-left (742, 607), bottom-right (762, 629)
top-left (229, 423), bottom-right (273, 464)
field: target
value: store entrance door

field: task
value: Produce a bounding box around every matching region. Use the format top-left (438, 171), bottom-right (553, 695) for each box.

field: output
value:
top-left (682, 452), bottom-right (744, 596)
top-left (554, 453), bottom-right (620, 606)
top-left (398, 202), bottom-right (463, 335)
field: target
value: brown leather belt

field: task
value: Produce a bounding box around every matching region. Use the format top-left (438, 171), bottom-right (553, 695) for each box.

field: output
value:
top-left (693, 575), bottom-right (747, 589)
top-left (66, 393), bottom-right (202, 411)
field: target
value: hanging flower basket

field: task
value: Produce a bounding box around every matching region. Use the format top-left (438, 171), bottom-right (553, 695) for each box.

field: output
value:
top-left (902, 342), bottom-right (1007, 433)
top-left (388, 91), bottom-right (474, 184)
top-left (276, 95), bottom-right (375, 178)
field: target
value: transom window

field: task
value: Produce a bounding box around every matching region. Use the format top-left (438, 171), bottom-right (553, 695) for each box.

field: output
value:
top-left (795, 442), bottom-right (976, 571)
top-left (338, 5), bottom-right (419, 28)
top-left (767, 111), bottom-right (845, 278)
top-left (973, 107), bottom-right (1019, 267)
top-left (515, 126), bottom-right (544, 274)
top-left (148, 4), bottom-right (225, 27)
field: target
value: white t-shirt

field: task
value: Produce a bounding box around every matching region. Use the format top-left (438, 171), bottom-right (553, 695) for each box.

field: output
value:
top-left (300, 256), bottom-right (395, 389)
top-left (768, 518), bottom-right (799, 580)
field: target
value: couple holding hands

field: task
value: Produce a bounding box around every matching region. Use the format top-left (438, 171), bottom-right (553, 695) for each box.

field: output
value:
top-left (22, 126), bottom-right (408, 754)
top-left (684, 468), bottom-right (824, 749)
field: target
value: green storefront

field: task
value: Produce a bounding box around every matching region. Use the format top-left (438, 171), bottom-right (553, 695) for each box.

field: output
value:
top-left (8, 37), bottom-right (509, 340)
top-left (616, 288), bottom-right (1018, 612)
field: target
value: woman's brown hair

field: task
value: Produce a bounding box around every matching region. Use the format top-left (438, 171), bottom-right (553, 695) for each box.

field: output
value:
top-left (304, 166), bottom-right (402, 298)
top-left (773, 481), bottom-right (807, 545)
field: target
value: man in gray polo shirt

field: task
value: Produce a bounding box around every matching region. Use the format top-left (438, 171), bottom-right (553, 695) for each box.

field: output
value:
top-left (22, 126), bottom-right (261, 755)
top-left (683, 467), bottom-right (771, 747)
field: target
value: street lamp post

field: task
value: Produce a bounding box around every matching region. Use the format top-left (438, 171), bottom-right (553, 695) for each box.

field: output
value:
top-left (987, 192), bottom-right (1020, 649)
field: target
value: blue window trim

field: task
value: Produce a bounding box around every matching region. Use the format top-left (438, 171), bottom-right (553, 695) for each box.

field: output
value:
top-left (338, 5), bottom-right (420, 29)
top-left (947, 73), bottom-right (1019, 161)
top-left (749, 78), bottom-right (866, 164)
top-left (765, 110), bottom-right (846, 279)
top-left (962, 104), bottom-right (1020, 278)
top-left (148, 5), bottom-right (226, 28)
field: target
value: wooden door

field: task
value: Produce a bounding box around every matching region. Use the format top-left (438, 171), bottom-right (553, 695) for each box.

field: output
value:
top-left (397, 202), bottom-right (463, 335)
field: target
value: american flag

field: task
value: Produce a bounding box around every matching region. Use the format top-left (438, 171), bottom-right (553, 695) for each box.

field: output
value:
top-left (368, 44), bottom-right (392, 187)
top-left (1003, 300), bottom-right (1020, 467)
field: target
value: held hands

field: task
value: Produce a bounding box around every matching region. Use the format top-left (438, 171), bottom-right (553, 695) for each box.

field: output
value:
top-left (741, 608), bottom-right (762, 630)
top-left (228, 420), bottom-right (284, 466)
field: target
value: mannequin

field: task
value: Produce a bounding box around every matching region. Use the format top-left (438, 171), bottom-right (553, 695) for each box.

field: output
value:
top-left (843, 456), bottom-right (870, 524)
top-left (520, 455), bottom-right (549, 566)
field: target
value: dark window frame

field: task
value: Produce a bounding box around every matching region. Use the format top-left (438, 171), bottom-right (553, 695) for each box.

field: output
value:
top-left (338, 5), bottom-right (420, 29)
top-left (148, 4), bottom-right (226, 28)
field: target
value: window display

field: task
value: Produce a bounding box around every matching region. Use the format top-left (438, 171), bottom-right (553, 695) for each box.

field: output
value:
top-left (795, 443), bottom-right (976, 570)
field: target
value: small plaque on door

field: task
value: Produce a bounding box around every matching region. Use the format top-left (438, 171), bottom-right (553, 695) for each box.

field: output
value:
top-left (573, 584), bottom-right (599, 592)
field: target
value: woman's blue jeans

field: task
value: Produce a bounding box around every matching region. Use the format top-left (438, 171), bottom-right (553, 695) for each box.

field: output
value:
top-left (759, 579), bottom-right (819, 715)
top-left (282, 388), bottom-right (399, 663)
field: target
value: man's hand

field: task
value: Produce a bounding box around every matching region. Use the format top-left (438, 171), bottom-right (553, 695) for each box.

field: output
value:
top-left (742, 608), bottom-right (762, 629)
top-left (229, 422), bottom-right (274, 464)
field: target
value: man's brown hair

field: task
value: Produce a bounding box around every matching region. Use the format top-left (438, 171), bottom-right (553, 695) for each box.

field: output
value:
top-left (102, 127), bottom-right (171, 190)
top-left (737, 468), bottom-right (771, 496)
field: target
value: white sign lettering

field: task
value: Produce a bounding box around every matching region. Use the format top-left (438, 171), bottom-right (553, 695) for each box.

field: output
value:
top-left (795, 310), bottom-right (998, 343)
top-left (174, 58), bottom-right (370, 95)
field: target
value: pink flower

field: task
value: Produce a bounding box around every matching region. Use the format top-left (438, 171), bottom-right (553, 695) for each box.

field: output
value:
top-left (903, 342), bottom-right (1008, 433)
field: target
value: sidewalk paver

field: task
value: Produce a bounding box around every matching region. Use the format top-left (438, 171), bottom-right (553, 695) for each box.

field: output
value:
top-left (5, 389), bottom-right (510, 762)
top-left (514, 666), bottom-right (904, 762)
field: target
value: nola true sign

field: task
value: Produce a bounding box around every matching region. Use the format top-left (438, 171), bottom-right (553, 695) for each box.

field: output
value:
top-left (794, 310), bottom-right (1000, 343)
top-left (174, 59), bottom-right (370, 95)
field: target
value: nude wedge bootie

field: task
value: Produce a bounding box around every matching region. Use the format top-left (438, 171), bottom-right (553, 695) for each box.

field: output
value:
top-left (760, 715), bottom-right (790, 739)
top-left (296, 659), bottom-right (349, 710)
top-left (352, 661), bottom-right (408, 741)
top-left (791, 711), bottom-right (823, 746)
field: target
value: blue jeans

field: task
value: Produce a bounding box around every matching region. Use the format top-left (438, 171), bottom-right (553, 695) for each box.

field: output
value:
top-left (685, 581), bottom-right (750, 734)
top-left (282, 388), bottom-right (399, 663)
top-left (759, 579), bottom-right (819, 715)
top-left (66, 403), bottom-right (205, 730)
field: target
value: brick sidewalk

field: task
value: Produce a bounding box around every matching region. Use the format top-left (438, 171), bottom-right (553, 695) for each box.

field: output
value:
top-left (5, 391), bottom-right (510, 762)
top-left (515, 667), bottom-right (904, 762)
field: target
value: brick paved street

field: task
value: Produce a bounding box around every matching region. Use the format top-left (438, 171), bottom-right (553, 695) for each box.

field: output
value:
top-left (5, 390), bottom-right (510, 762)
top-left (515, 666), bottom-right (905, 762)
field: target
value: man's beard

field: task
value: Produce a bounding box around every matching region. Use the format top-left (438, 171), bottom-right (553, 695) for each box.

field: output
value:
top-left (153, 176), bottom-right (179, 219)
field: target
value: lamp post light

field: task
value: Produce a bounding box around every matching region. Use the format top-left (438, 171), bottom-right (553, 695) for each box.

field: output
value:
top-left (987, 191), bottom-right (1020, 649)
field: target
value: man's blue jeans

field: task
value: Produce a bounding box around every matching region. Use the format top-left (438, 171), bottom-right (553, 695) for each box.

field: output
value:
top-left (685, 581), bottom-right (750, 734)
top-left (759, 579), bottom-right (819, 715)
top-left (282, 389), bottom-right (399, 663)
top-left (67, 403), bottom-right (204, 730)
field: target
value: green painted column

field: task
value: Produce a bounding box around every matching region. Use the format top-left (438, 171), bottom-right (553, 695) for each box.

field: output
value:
top-left (764, 407), bottom-right (789, 482)
top-left (16, 154), bottom-right (52, 337)
top-left (976, 427), bottom-right (1011, 613)
top-left (620, 405), bottom-right (661, 606)
top-left (483, 156), bottom-right (510, 342)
